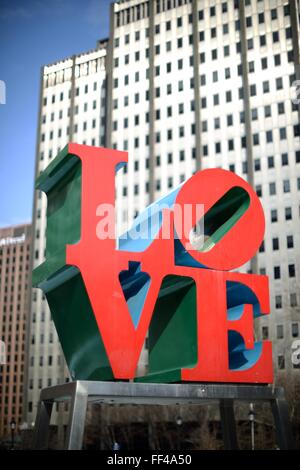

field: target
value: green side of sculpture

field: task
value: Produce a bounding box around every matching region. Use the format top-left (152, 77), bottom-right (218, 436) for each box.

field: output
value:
top-left (33, 145), bottom-right (114, 381)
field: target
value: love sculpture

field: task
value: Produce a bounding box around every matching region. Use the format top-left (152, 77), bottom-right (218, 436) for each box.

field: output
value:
top-left (33, 143), bottom-right (273, 384)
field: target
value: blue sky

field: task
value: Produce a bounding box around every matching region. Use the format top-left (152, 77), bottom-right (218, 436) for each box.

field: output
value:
top-left (0, 0), bottom-right (111, 227)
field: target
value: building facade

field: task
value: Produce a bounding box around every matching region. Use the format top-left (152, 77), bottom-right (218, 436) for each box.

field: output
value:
top-left (26, 0), bottom-right (300, 424)
top-left (0, 224), bottom-right (31, 438)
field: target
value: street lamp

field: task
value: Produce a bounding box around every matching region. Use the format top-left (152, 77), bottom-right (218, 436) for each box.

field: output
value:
top-left (248, 403), bottom-right (255, 450)
top-left (10, 418), bottom-right (16, 450)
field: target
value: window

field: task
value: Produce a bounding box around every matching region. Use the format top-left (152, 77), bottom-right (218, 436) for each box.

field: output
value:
top-left (281, 153), bottom-right (288, 166)
top-left (264, 106), bottom-right (271, 118)
top-left (287, 235), bottom-right (294, 249)
top-left (224, 45), bottom-right (230, 57)
top-left (271, 209), bottom-right (277, 222)
top-left (263, 81), bottom-right (269, 93)
top-left (268, 156), bottom-right (274, 168)
top-left (292, 323), bottom-right (299, 338)
top-left (277, 325), bottom-right (284, 339)
top-left (289, 264), bottom-right (295, 277)
top-left (276, 78), bottom-right (283, 90)
top-left (280, 128), bottom-right (287, 140)
top-left (261, 57), bottom-right (268, 69)
top-left (271, 8), bottom-right (277, 20)
top-left (258, 12), bottom-right (264, 23)
top-left (250, 84), bottom-right (256, 96)
top-left (272, 238), bottom-right (279, 250)
top-left (213, 94), bottom-right (219, 106)
top-left (275, 295), bottom-right (282, 309)
top-left (262, 327), bottom-right (269, 340)
top-left (227, 115), bottom-right (233, 126)
top-left (274, 54), bottom-right (281, 66)
top-left (252, 108), bottom-right (258, 120)
top-left (269, 182), bottom-right (276, 195)
top-left (260, 35), bottom-right (266, 47)
top-left (283, 180), bottom-right (290, 193)
top-left (294, 124), bottom-right (300, 137)
top-left (278, 102), bottom-right (285, 114)
top-left (291, 293), bottom-right (298, 307)
top-left (274, 266), bottom-right (281, 279)
top-left (278, 355), bottom-right (285, 370)
top-left (285, 207), bottom-right (292, 220)
top-left (266, 130), bottom-right (273, 143)
top-left (273, 31), bottom-right (279, 42)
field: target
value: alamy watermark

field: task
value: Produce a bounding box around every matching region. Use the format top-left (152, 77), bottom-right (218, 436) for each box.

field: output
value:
top-left (291, 340), bottom-right (300, 367)
top-left (95, 203), bottom-right (205, 251)
top-left (0, 80), bottom-right (6, 105)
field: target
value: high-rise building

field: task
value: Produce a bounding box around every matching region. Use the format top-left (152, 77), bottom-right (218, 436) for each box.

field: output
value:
top-left (0, 223), bottom-right (31, 438)
top-left (26, 0), bottom-right (300, 425)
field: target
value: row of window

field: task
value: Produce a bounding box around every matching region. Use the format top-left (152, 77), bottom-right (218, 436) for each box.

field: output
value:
top-left (262, 323), bottom-right (299, 341)
top-left (273, 293), bottom-right (298, 309)
top-left (43, 82), bottom-right (104, 107)
top-left (41, 119), bottom-right (103, 141)
top-left (29, 354), bottom-right (61, 367)
top-left (115, 1), bottom-right (289, 30)
top-left (113, 78), bottom-right (296, 111)
top-left (115, 55), bottom-right (290, 92)
top-left (44, 57), bottom-right (105, 88)
top-left (256, 178), bottom-right (300, 198)
top-left (115, 39), bottom-right (293, 67)
top-left (273, 264), bottom-right (297, 280)
top-left (259, 236), bottom-right (295, 253)
top-left (0, 244), bottom-right (30, 255)
top-left (42, 100), bottom-right (103, 122)
top-left (114, 127), bottom-right (300, 154)
top-left (269, 206), bottom-right (300, 223)
top-left (112, 101), bottom-right (296, 134)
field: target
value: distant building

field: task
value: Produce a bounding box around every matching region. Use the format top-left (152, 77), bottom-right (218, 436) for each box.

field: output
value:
top-left (26, 0), bottom-right (300, 427)
top-left (0, 223), bottom-right (31, 438)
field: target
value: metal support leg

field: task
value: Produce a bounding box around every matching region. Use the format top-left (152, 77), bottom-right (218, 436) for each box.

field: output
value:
top-left (65, 382), bottom-right (88, 450)
top-left (219, 398), bottom-right (239, 450)
top-left (34, 399), bottom-right (54, 449)
top-left (271, 398), bottom-right (295, 450)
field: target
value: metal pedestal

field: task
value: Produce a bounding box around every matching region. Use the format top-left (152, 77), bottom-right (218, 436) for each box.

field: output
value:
top-left (33, 381), bottom-right (295, 450)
